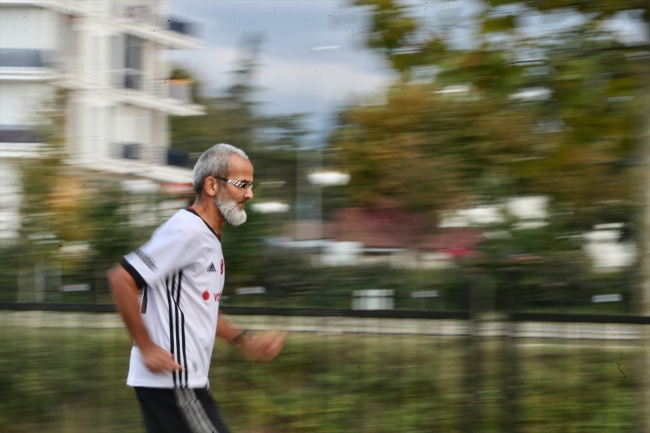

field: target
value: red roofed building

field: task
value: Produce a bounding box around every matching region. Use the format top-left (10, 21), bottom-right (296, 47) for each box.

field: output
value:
top-left (285, 207), bottom-right (484, 268)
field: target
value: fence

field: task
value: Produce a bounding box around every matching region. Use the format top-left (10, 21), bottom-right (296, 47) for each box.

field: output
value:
top-left (0, 300), bottom-right (645, 433)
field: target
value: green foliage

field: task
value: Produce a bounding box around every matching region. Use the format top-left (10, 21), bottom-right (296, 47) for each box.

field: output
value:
top-left (221, 210), bottom-right (274, 284)
top-left (497, 0), bottom-right (648, 18)
top-left (81, 185), bottom-right (157, 266)
top-left (332, 82), bottom-right (541, 222)
top-left (0, 323), bottom-right (641, 432)
top-left (221, 244), bottom-right (631, 313)
top-left (353, 0), bottom-right (448, 78)
top-left (0, 245), bottom-right (28, 302)
top-left (345, 1), bottom-right (645, 227)
top-left (257, 257), bottom-right (403, 308)
top-left (334, 0), bottom-right (647, 299)
top-left (481, 14), bottom-right (517, 33)
top-left (18, 91), bottom-right (67, 259)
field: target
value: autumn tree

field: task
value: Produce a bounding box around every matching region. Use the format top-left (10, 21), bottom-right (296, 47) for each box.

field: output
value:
top-left (339, 0), bottom-right (646, 232)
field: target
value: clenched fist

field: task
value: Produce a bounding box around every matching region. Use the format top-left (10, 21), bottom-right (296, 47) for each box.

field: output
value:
top-left (236, 330), bottom-right (288, 363)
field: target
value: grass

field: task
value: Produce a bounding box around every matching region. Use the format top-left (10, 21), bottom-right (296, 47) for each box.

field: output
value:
top-left (0, 314), bottom-right (642, 432)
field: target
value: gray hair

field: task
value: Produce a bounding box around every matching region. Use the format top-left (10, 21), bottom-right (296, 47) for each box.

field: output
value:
top-left (192, 143), bottom-right (249, 195)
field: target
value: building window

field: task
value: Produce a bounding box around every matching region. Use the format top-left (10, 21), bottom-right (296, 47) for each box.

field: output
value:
top-left (124, 35), bottom-right (144, 90)
top-left (0, 48), bottom-right (50, 68)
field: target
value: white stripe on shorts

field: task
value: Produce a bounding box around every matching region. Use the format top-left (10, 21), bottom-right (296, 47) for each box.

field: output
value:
top-left (174, 388), bottom-right (219, 433)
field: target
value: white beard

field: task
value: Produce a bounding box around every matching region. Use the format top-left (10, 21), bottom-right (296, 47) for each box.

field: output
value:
top-left (214, 194), bottom-right (247, 226)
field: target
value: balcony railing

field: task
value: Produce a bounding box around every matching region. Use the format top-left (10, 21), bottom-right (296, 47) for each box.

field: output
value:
top-left (110, 70), bottom-right (194, 103)
top-left (111, 143), bottom-right (162, 164)
top-left (152, 79), bottom-right (193, 104)
top-left (111, 143), bottom-right (196, 169)
top-left (112, 1), bottom-right (160, 25)
top-left (108, 0), bottom-right (198, 37)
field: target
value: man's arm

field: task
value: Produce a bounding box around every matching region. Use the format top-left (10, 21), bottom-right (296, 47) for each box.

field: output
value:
top-left (217, 313), bottom-right (287, 363)
top-left (216, 313), bottom-right (246, 343)
top-left (107, 264), bottom-right (182, 373)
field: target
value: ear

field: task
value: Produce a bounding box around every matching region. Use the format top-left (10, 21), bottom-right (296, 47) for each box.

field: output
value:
top-left (204, 176), bottom-right (220, 198)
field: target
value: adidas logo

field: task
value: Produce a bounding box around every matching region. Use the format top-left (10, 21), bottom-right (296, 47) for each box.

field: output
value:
top-left (207, 263), bottom-right (217, 273)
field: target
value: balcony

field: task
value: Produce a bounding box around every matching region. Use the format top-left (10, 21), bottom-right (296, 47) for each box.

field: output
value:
top-left (111, 143), bottom-right (198, 169)
top-left (152, 79), bottom-right (193, 104)
top-left (108, 2), bottom-right (201, 49)
top-left (167, 17), bottom-right (198, 38)
top-left (0, 49), bottom-right (61, 81)
top-left (81, 143), bottom-right (196, 183)
top-left (113, 71), bottom-right (193, 102)
top-left (107, 70), bottom-right (202, 115)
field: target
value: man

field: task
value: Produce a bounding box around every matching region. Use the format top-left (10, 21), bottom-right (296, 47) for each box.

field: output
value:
top-left (108, 143), bottom-right (286, 433)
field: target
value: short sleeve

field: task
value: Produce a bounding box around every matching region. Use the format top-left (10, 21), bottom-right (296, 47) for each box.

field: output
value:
top-left (122, 225), bottom-right (200, 288)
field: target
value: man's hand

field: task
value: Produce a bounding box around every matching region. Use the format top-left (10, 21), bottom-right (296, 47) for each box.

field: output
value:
top-left (236, 330), bottom-right (287, 363)
top-left (139, 343), bottom-right (183, 374)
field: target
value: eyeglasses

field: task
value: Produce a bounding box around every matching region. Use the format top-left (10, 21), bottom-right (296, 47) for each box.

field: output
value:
top-left (213, 176), bottom-right (254, 190)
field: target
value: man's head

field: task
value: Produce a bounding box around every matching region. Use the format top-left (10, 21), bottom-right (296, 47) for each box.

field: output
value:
top-left (193, 143), bottom-right (254, 226)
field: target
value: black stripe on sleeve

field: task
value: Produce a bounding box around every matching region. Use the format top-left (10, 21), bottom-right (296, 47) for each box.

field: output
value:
top-left (140, 286), bottom-right (148, 314)
top-left (177, 270), bottom-right (189, 386)
top-left (120, 258), bottom-right (147, 290)
top-left (173, 280), bottom-right (182, 385)
top-left (166, 276), bottom-right (178, 387)
top-left (165, 271), bottom-right (188, 388)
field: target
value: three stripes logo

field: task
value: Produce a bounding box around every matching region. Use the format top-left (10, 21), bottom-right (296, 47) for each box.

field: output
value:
top-left (206, 263), bottom-right (217, 273)
top-left (166, 271), bottom-right (188, 388)
top-left (135, 249), bottom-right (157, 271)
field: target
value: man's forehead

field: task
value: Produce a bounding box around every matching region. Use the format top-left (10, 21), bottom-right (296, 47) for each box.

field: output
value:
top-left (229, 154), bottom-right (254, 174)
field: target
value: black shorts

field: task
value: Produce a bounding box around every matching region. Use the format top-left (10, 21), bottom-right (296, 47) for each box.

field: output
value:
top-left (134, 386), bottom-right (231, 433)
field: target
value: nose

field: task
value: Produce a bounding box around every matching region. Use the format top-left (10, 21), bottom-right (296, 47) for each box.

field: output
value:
top-left (244, 187), bottom-right (253, 200)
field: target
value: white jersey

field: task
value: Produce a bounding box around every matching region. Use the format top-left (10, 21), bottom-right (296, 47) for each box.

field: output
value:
top-left (121, 208), bottom-right (225, 389)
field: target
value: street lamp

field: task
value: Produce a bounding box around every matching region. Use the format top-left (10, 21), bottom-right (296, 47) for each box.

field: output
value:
top-left (306, 162), bottom-right (350, 241)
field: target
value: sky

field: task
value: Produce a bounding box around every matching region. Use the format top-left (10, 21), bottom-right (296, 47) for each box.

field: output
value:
top-left (167, 0), bottom-right (649, 137)
top-left (167, 0), bottom-right (396, 136)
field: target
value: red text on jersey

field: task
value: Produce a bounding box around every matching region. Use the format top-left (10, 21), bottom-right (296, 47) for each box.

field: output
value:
top-left (202, 290), bottom-right (222, 303)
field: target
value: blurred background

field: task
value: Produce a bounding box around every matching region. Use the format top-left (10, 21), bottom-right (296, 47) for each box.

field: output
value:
top-left (0, 0), bottom-right (648, 431)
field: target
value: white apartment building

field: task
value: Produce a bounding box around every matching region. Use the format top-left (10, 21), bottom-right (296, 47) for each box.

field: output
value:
top-left (0, 0), bottom-right (205, 240)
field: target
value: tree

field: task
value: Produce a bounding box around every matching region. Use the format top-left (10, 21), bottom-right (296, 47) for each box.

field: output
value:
top-left (168, 34), bottom-right (313, 285)
top-left (332, 82), bottom-right (541, 225)
top-left (343, 0), bottom-right (646, 233)
top-left (170, 34), bottom-right (308, 206)
top-left (19, 91), bottom-right (68, 248)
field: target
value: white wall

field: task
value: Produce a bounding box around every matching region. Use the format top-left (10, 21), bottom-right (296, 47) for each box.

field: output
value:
top-left (1, 0), bottom-right (197, 170)
top-left (0, 7), bottom-right (58, 50)
top-left (0, 82), bottom-right (53, 125)
top-left (0, 160), bottom-right (22, 240)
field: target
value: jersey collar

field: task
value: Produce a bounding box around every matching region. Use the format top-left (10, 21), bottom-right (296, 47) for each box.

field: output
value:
top-left (185, 207), bottom-right (221, 240)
